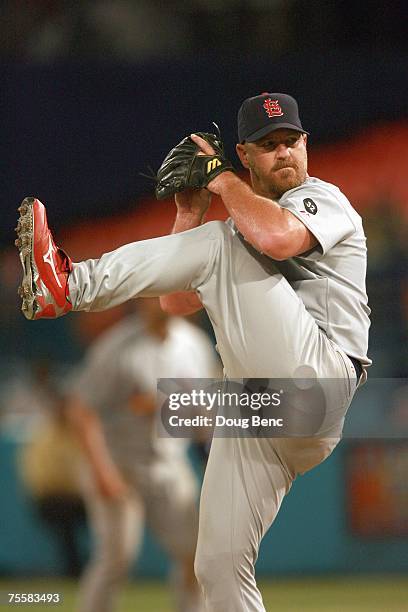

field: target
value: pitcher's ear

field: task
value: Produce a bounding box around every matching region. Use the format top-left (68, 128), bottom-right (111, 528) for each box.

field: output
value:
top-left (236, 143), bottom-right (250, 169)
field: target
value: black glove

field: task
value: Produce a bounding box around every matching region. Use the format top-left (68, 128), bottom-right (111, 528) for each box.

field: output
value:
top-left (155, 131), bottom-right (234, 200)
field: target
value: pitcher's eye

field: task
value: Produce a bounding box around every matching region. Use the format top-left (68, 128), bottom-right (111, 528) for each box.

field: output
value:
top-left (262, 141), bottom-right (277, 150)
top-left (285, 136), bottom-right (300, 147)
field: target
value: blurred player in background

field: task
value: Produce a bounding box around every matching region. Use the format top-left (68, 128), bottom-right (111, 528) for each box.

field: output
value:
top-left (67, 299), bottom-right (220, 612)
top-left (19, 387), bottom-right (85, 578)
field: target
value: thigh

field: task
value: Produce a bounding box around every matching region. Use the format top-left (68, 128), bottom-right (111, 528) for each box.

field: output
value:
top-left (70, 222), bottom-right (224, 311)
top-left (274, 347), bottom-right (358, 477)
top-left (198, 229), bottom-right (322, 378)
top-left (81, 472), bottom-right (145, 561)
top-left (140, 458), bottom-right (199, 560)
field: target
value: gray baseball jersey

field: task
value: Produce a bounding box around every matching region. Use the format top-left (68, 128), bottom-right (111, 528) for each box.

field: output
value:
top-left (228, 176), bottom-right (371, 368)
top-left (277, 176), bottom-right (371, 367)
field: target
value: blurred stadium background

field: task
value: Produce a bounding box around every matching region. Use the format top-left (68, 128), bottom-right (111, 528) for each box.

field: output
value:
top-left (1, 1), bottom-right (407, 610)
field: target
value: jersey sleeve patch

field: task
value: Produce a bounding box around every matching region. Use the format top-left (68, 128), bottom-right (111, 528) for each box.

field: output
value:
top-left (302, 198), bottom-right (318, 215)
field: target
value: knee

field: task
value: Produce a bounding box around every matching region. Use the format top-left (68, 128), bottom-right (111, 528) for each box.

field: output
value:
top-left (91, 543), bottom-right (132, 580)
top-left (282, 437), bottom-right (340, 476)
top-left (195, 549), bottom-right (253, 595)
top-left (304, 437), bottom-right (339, 471)
top-left (193, 552), bottom-right (207, 590)
top-left (318, 437), bottom-right (339, 463)
top-left (194, 552), bottom-right (223, 594)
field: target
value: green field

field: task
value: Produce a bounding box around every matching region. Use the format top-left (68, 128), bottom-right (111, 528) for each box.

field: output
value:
top-left (1, 576), bottom-right (408, 611)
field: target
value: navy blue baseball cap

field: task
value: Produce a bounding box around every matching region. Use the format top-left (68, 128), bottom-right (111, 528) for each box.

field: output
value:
top-left (238, 93), bottom-right (309, 143)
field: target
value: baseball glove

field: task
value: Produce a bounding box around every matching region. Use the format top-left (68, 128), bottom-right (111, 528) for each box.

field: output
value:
top-left (155, 131), bottom-right (234, 200)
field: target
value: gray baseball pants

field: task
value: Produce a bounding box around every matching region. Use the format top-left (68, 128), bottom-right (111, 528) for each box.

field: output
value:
top-left (69, 221), bottom-right (357, 611)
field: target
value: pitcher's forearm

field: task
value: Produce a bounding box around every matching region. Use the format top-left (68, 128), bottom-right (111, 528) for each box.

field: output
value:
top-left (172, 211), bottom-right (206, 233)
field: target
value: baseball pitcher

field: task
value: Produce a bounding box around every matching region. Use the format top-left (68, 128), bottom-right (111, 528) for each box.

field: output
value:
top-left (15, 92), bottom-right (370, 611)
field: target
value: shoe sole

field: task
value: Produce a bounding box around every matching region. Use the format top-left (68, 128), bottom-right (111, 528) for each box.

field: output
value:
top-left (15, 197), bottom-right (38, 320)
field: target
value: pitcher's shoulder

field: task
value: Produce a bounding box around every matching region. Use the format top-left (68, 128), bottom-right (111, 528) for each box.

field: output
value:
top-left (289, 177), bottom-right (362, 218)
top-left (283, 177), bottom-right (346, 199)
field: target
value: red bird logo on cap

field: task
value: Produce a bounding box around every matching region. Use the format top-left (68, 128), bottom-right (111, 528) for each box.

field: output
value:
top-left (263, 98), bottom-right (283, 118)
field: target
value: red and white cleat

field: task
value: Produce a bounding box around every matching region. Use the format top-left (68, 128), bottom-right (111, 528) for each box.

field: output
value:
top-left (15, 197), bottom-right (73, 320)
